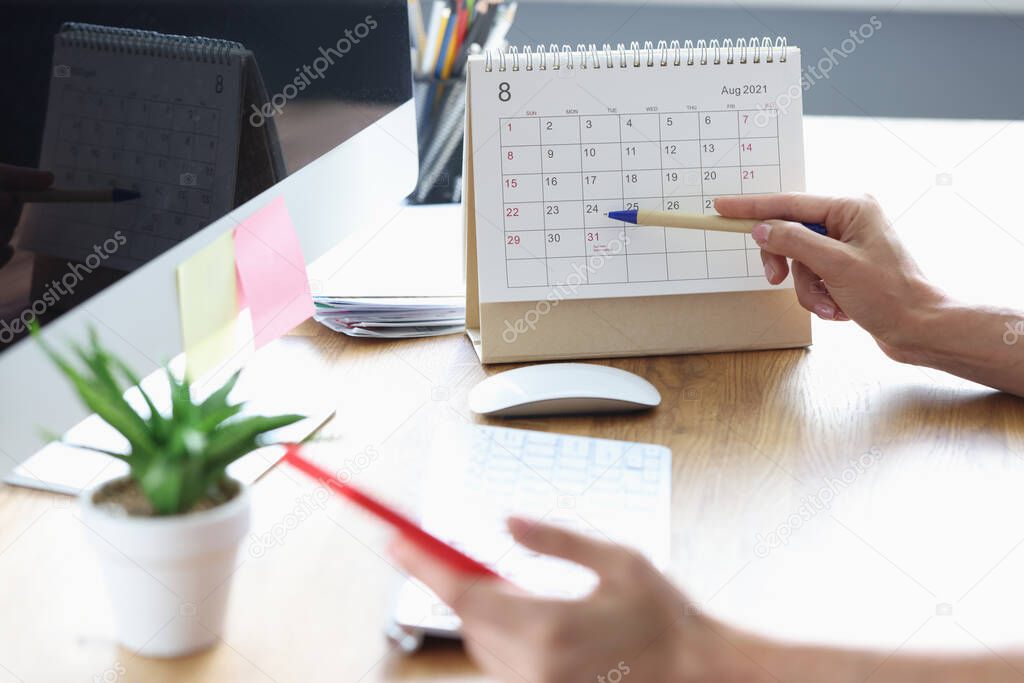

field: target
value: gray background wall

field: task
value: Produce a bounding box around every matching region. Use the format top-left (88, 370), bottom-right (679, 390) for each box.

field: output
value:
top-left (505, 2), bottom-right (1024, 119)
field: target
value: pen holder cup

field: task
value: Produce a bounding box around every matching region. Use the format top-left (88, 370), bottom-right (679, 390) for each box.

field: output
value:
top-left (408, 75), bottom-right (467, 205)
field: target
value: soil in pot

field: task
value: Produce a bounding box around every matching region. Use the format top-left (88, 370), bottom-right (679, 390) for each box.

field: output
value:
top-left (92, 477), bottom-right (240, 517)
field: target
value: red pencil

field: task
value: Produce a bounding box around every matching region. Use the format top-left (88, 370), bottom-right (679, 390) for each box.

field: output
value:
top-left (283, 445), bottom-right (501, 578)
top-left (454, 0), bottom-right (469, 48)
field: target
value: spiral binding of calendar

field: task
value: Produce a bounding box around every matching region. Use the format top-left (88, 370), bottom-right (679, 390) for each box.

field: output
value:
top-left (58, 22), bottom-right (242, 65)
top-left (484, 37), bottom-right (789, 73)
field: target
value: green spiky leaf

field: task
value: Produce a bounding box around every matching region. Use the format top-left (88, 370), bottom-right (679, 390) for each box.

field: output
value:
top-left (32, 324), bottom-right (307, 516)
top-left (205, 414), bottom-right (305, 466)
top-left (199, 369), bottom-right (241, 414)
top-left (111, 356), bottom-right (167, 443)
top-left (61, 442), bottom-right (130, 463)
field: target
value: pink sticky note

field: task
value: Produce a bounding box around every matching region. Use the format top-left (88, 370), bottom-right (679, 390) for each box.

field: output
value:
top-left (235, 265), bottom-right (247, 311)
top-left (233, 197), bottom-right (314, 349)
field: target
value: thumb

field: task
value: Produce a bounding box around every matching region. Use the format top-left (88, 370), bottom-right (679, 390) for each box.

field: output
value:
top-left (388, 534), bottom-right (484, 607)
top-left (751, 220), bottom-right (849, 278)
top-left (508, 517), bottom-right (619, 573)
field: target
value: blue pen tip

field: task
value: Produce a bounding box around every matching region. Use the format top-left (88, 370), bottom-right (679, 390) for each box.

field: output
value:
top-left (607, 209), bottom-right (638, 224)
top-left (112, 188), bottom-right (141, 202)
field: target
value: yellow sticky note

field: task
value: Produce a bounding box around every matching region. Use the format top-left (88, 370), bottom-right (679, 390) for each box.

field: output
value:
top-left (176, 232), bottom-right (239, 381)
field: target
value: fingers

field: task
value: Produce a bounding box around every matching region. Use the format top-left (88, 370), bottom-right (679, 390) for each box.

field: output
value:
top-left (389, 534), bottom-right (549, 627)
top-left (791, 261), bottom-right (846, 321)
top-left (0, 165), bottom-right (54, 191)
top-left (714, 192), bottom-right (832, 225)
top-left (0, 166), bottom-right (48, 238)
top-left (760, 249), bottom-right (789, 285)
top-left (388, 535), bottom-right (495, 608)
top-left (751, 220), bottom-right (851, 279)
top-left (508, 517), bottom-right (624, 574)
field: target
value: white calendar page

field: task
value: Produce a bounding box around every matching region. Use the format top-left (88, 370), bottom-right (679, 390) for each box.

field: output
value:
top-left (18, 38), bottom-right (243, 271)
top-left (467, 46), bottom-right (805, 303)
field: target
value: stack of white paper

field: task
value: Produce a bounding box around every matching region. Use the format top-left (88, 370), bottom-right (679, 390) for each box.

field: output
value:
top-left (313, 296), bottom-right (465, 339)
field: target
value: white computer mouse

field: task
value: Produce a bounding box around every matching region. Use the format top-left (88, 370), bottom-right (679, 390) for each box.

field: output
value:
top-left (468, 362), bottom-right (661, 417)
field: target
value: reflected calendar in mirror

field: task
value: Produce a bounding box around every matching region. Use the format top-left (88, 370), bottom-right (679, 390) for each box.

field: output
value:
top-left (17, 23), bottom-right (284, 272)
top-left (463, 39), bottom-right (812, 363)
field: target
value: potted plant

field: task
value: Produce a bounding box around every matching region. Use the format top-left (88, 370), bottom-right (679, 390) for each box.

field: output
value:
top-left (35, 327), bottom-right (303, 657)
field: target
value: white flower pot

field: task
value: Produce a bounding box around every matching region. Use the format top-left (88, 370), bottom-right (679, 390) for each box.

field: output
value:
top-left (79, 477), bottom-right (251, 658)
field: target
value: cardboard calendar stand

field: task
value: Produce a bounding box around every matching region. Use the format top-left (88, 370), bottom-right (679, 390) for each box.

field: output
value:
top-left (463, 104), bottom-right (812, 365)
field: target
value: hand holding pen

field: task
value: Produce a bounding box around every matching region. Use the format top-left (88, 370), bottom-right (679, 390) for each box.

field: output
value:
top-left (0, 164), bottom-right (53, 268)
top-left (0, 163), bottom-right (139, 268)
top-left (713, 192), bottom-right (934, 331)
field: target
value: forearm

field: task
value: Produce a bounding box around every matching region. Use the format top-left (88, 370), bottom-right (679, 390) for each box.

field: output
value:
top-left (897, 298), bottom-right (1024, 397)
top-left (689, 620), bottom-right (1024, 683)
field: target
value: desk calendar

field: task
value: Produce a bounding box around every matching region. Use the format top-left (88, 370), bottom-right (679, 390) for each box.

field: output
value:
top-left (18, 23), bottom-right (284, 271)
top-left (463, 39), bottom-right (812, 363)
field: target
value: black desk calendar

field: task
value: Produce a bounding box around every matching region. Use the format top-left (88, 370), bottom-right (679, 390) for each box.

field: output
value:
top-left (18, 23), bottom-right (285, 271)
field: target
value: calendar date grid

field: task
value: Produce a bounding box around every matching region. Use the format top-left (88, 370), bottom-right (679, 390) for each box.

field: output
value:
top-left (44, 85), bottom-right (227, 258)
top-left (56, 84), bottom-right (223, 177)
top-left (58, 84), bottom-right (225, 129)
top-left (59, 116), bottom-right (220, 167)
top-left (52, 165), bottom-right (214, 221)
top-left (499, 110), bottom-right (782, 288)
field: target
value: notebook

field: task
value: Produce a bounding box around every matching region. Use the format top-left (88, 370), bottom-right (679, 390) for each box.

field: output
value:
top-left (17, 22), bottom-right (285, 271)
top-left (463, 39), bottom-right (811, 363)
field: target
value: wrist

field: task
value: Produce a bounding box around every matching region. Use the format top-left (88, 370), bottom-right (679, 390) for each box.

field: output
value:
top-left (889, 295), bottom-right (1024, 380)
top-left (877, 280), bottom-right (952, 365)
top-left (675, 614), bottom-right (775, 683)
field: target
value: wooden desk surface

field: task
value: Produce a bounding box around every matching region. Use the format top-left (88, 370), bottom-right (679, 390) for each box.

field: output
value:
top-left (2, 116), bottom-right (1024, 682)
